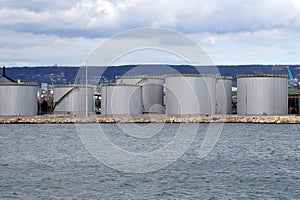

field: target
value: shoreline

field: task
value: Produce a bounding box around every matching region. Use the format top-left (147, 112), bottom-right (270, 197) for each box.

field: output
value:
top-left (1, 114), bottom-right (300, 124)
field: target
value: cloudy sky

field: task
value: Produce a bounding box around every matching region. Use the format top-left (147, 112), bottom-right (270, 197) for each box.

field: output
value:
top-left (1, 0), bottom-right (300, 66)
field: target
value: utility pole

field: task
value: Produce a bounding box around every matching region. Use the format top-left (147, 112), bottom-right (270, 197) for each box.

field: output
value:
top-left (85, 46), bottom-right (88, 117)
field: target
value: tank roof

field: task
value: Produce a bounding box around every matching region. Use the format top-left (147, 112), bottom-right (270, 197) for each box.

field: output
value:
top-left (54, 84), bottom-right (93, 88)
top-left (236, 74), bottom-right (288, 79)
top-left (0, 66), bottom-right (16, 83)
top-left (0, 82), bottom-right (38, 86)
top-left (0, 75), bottom-right (16, 83)
top-left (115, 75), bottom-right (164, 80)
top-left (101, 83), bottom-right (142, 87)
top-left (216, 76), bottom-right (232, 80)
top-left (164, 73), bottom-right (218, 78)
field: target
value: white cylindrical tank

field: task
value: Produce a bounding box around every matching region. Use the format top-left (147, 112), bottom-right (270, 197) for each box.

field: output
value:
top-left (165, 74), bottom-right (216, 115)
top-left (0, 83), bottom-right (38, 116)
top-left (53, 85), bottom-right (94, 115)
top-left (216, 77), bottom-right (232, 114)
top-left (116, 76), bottom-right (164, 114)
top-left (237, 75), bottom-right (288, 115)
top-left (101, 84), bottom-right (142, 115)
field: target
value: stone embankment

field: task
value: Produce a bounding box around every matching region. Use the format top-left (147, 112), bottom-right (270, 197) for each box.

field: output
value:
top-left (0, 115), bottom-right (300, 124)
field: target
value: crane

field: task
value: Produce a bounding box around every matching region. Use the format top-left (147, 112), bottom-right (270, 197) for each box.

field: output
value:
top-left (287, 66), bottom-right (297, 88)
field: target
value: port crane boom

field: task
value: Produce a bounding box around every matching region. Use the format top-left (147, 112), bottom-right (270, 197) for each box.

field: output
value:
top-left (287, 66), bottom-right (297, 88)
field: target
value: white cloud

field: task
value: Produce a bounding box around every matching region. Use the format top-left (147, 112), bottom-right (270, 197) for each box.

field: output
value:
top-left (1, 0), bottom-right (300, 36)
top-left (0, 30), bottom-right (103, 66)
top-left (0, 0), bottom-right (300, 65)
top-left (193, 29), bottom-right (300, 64)
top-left (0, 0), bottom-right (77, 11)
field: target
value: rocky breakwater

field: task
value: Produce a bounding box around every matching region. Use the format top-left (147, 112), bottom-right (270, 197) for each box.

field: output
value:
top-left (0, 115), bottom-right (300, 124)
top-left (223, 115), bottom-right (300, 124)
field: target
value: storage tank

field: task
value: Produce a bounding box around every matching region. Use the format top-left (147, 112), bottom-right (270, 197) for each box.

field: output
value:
top-left (165, 74), bottom-right (216, 115)
top-left (116, 76), bottom-right (164, 114)
top-left (237, 74), bottom-right (288, 115)
top-left (101, 84), bottom-right (142, 115)
top-left (216, 77), bottom-right (232, 114)
top-left (0, 82), bottom-right (38, 116)
top-left (53, 85), bottom-right (94, 115)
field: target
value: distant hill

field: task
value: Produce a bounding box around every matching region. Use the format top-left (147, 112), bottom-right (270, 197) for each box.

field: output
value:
top-left (3, 65), bottom-right (300, 87)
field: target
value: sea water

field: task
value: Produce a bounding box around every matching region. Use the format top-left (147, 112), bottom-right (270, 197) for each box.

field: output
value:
top-left (0, 123), bottom-right (299, 199)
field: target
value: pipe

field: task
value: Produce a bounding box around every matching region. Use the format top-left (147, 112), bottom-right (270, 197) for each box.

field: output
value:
top-left (2, 66), bottom-right (5, 76)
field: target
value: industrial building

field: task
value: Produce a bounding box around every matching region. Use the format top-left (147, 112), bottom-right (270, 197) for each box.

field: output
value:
top-left (116, 76), bottom-right (164, 114)
top-left (102, 74), bottom-right (233, 116)
top-left (53, 85), bottom-right (94, 115)
top-left (216, 76), bottom-right (232, 114)
top-left (288, 90), bottom-right (300, 114)
top-left (165, 74), bottom-right (217, 115)
top-left (2, 63), bottom-right (294, 118)
top-left (0, 82), bottom-right (38, 116)
top-left (0, 67), bottom-right (15, 83)
top-left (0, 67), bottom-right (38, 116)
top-left (237, 74), bottom-right (288, 115)
top-left (101, 84), bottom-right (142, 115)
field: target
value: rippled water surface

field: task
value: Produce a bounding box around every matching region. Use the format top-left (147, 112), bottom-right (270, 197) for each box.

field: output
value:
top-left (0, 123), bottom-right (299, 199)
